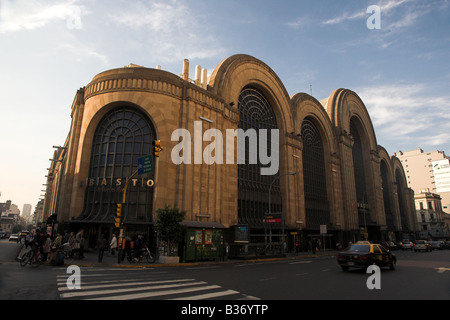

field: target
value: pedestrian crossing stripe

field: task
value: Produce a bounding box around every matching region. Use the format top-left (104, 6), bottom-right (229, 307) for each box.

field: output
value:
top-left (88, 284), bottom-right (224, 300)
top-left (57, 278), bottom-right (196, 292)
top-left (57, 275), bottom-right (260, 300)
top-left (60, 280), bottom-right (212, 299)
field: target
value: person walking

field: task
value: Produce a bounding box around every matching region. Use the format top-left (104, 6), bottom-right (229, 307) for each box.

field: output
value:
top-left (97, 233), bottom-right (107, 262)
top-left (121, 235), bottom-right (132, 262)
top-left (109, 233), bottom-right (117, 255)
top-left (68, 232), bottom-right (76, 258)
top-left (42, 235), bottom-right (52, 262)
top-left (76, 229), bottom-right (85, 258)
top-left (110, 233), bottom-right (117, 255)
top-left (54, 232), bottom-right (63, 250)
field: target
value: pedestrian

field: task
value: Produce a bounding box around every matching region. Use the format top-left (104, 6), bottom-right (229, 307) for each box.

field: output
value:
top-left (36, 230), bottom-right (46, 255)
top-left (110, 233), bottom-right (117, 255)
top-left (68, 232), bottom-right (76, 258)
top-left (97, 233), bottom-right (107, 262)
top-left (121, 235), bottom-right (132, 262)
top-left (42, 235), bottom-right (52, 262)
top-left (54, 232), bottom-right (63, 250)
top-left (63, 230), bottom-right (70, 244)
top-left (76, 229), bottom-right (85, 258)
top-left (133, 235), bottom-right (143, 260)
top-left (25, 232), bottom-right (32, 248)
top-left (312, 239), bottom-right (318, 254)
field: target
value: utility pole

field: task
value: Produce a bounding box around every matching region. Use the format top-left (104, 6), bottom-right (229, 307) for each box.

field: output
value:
top-left (117, 169), bottom-right (138, 264)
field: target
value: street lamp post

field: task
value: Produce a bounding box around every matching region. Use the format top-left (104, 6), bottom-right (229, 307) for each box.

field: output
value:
top-left (268, 171), bottom-right (296, 255)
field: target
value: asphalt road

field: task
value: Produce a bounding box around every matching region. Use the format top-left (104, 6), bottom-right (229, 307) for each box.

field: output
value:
top-left (1, 239), bottom-right (450, 302)
top-left (0, 239), bottom-right (60, 299)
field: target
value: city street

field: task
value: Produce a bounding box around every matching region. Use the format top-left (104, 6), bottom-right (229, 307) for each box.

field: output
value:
top-left (1, 239), bottom-right (450, 302)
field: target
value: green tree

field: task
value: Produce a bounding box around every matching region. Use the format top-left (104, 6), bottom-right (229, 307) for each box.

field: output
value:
top-left (155, 205), bottom-right (186, 256)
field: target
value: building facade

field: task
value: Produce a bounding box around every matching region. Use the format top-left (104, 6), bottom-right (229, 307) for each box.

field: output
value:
top-left (415, 192), bottom-right (449, 240)
top-left (42, 54), bottom-right (416, 257)
top-left (395, 148), bottom-right (450, 213)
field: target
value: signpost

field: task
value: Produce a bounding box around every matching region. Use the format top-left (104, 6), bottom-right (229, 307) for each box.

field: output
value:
top-left (138, 154), bottom-right (153, 175)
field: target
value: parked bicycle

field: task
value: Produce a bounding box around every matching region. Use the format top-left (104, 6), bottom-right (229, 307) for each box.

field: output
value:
top-left (20, 246), bottom-right (43, 268)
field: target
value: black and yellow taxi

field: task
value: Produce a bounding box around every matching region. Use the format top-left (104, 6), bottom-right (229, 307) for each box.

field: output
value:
top-left (337, 241), bottom-right (397, 271)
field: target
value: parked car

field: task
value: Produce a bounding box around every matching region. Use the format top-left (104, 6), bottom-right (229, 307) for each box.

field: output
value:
top-left (414, 240), bottom-right (432, 252)
top-left (337, 242), bottom-right (397, 271)
top-left (8, 234), bottom-right (19, 242)
top-left (430, 241), bottom-right (448, 250)
top-left (443, 241), bottom-right (450, 250)
top-left (400, 240), bottom-right (414, 250)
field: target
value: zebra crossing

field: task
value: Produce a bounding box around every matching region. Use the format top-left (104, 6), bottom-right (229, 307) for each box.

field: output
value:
top-left (56, 267), bottom-right (260, 300)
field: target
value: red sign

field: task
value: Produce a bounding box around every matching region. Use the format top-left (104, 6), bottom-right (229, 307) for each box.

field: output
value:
top-left (265, 218), bottom-right (281, 223)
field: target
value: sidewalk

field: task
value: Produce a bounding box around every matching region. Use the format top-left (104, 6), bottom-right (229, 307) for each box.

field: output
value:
top-left (16, 244), bottom-right (337, 268)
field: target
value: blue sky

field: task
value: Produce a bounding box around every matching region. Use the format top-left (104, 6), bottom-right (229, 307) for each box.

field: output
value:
top-left (1, 0), bottom-right (449, 210)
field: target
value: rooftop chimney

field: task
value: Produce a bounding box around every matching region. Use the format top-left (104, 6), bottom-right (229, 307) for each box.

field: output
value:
top-left (201, 68), bottom-right (208, 89)
top-left (195, 65), bottom-right (201, 86)
top-left (182, 59), bottom-right (189, 81)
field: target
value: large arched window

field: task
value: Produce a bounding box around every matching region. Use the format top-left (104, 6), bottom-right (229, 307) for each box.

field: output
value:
top-left (237, 87), bottom-right (280, 228)
top-left (350, 118), bottom-right (371, 226)
top-left (301, 118), bottom-right (329, 229)
top-left (396, 169), bottom-right (409, 232)
top-left (81, 106), bottom-right (156, 224)
top-left (381, 161), bottom-right (395, 231)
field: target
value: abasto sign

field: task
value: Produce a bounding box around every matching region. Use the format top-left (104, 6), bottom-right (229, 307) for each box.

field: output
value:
top-left (170, 121), bottom-right (280, 176)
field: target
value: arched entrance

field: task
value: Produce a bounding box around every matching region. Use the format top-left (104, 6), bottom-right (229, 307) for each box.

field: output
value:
top-left (237, 86), bottom-right (281, 244)
top-left (76, 106), bottom-right (157, 248)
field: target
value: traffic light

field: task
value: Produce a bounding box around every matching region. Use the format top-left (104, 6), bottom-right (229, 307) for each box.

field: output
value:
top-left (114, 203), bottom-right (122, 228)
top-left (152, 140), bottom-right (164, 157)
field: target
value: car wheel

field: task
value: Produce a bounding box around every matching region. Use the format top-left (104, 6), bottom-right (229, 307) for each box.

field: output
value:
top-left (341, 266), bottom-right (349, 272)
top-left (390, 260), bottom-right (396, 270)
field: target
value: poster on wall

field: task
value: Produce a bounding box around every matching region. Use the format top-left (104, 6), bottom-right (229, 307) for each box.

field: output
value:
top-left (204, 230), bottom-right (212, 245)
top-left (195, 230), bottom-right (203, 245)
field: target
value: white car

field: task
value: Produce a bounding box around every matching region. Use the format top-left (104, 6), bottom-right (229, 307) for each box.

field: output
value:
top-left (8, 234), bottom-right (19, 242)
top-left (401, 240), bottom-right (414, 250)
top-left (415, 240), bottom-right (432, 252)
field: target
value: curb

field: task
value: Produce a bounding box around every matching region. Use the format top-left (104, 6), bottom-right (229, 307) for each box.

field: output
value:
top-left (61, 252), bottom-right (338, 268)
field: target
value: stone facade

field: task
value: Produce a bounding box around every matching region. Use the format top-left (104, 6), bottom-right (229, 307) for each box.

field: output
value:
top-left (42, 54), bottom-right (417, 252)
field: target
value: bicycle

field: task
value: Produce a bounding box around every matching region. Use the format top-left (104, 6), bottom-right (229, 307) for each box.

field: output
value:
top-left (128, 246), bottom-right (157, 263)
top-left (141, 246), bottom-right (157, 263)
top-left (20, 246), bottom-right (43, 268)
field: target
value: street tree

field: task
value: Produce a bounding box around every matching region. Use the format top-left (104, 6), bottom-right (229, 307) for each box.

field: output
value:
top-left (155, 205), bottom-right (186, 256)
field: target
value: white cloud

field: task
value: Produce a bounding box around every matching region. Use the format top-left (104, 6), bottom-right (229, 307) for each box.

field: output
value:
top-left (57, 42), bottom-right (108, 64)
top-left (0, 0), bottom-right (88, 33)
top-left (109, 0), bottom-right (226, 63)
top-left (286, 16), bottom-right (314, 30)
top-left (321, 0), bottom-right (413, 26)
top-left (357, 83), bottom-right (450, 151)
top-left (322, 10), bottom-right (365, 25)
